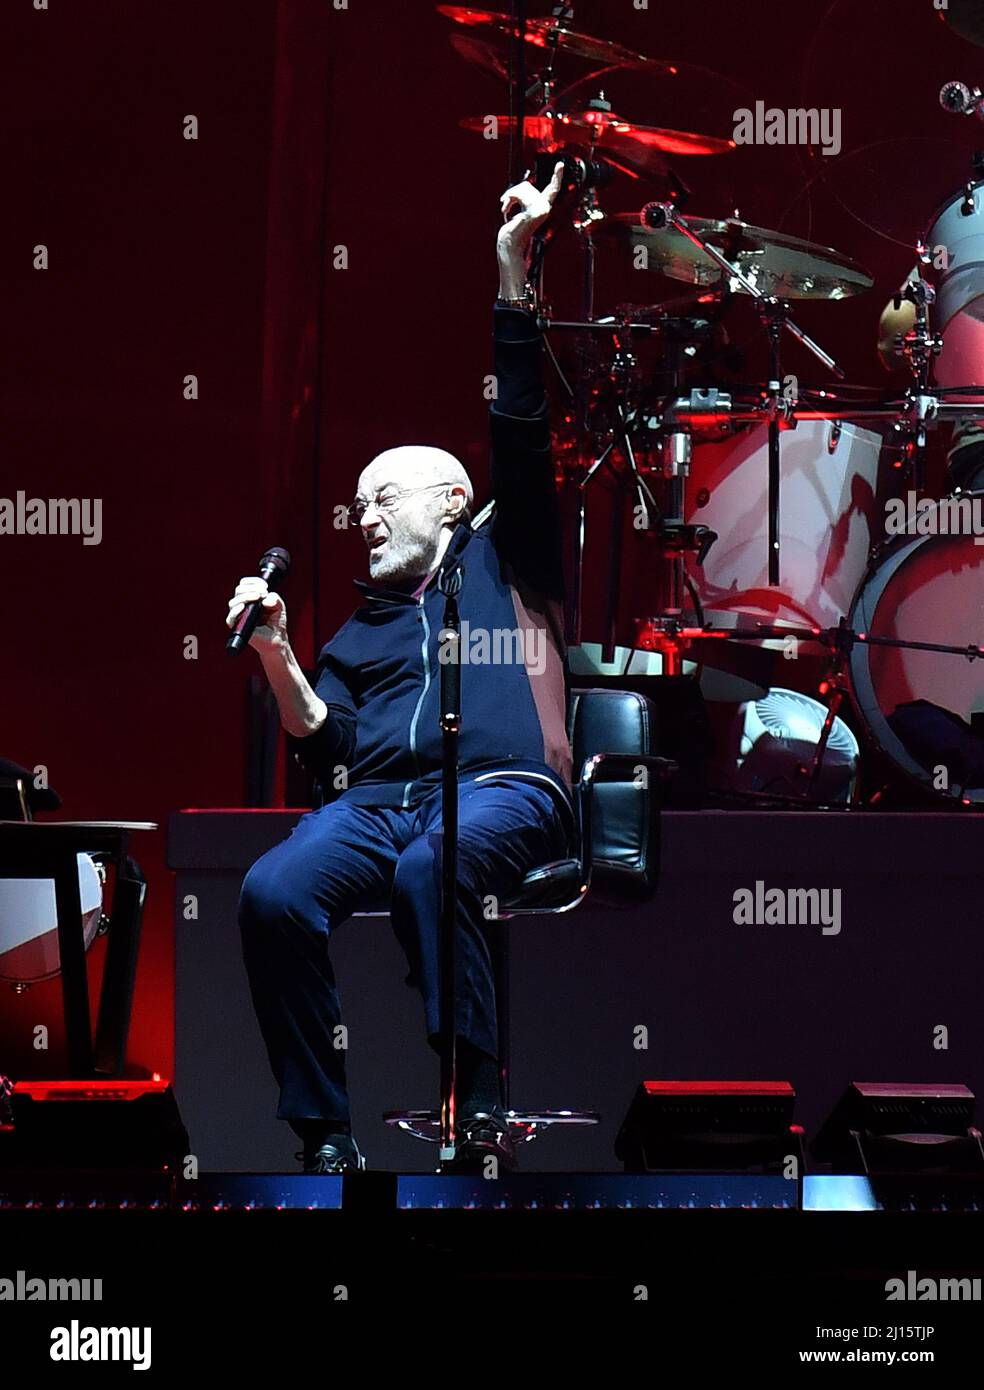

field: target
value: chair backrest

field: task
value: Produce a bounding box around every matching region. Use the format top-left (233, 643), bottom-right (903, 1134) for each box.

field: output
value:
top-left (567, 687), bottom-right (663, 902)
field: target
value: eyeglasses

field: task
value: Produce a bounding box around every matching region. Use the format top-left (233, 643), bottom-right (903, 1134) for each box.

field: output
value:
top-left (347, 482), bottom-right (455, 526)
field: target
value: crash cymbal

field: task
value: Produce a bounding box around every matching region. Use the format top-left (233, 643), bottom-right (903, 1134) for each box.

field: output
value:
top-left (593, 213), bottom-right (874, 300)
top-left (437, 5), bottom-right (676, 74)
top-left (470, 105), bottom-right (733, 156)
top-left (461, 113), bottom-right (559, 142)
top-left (461, 110), bottom-right (665, 178)
top-left (580, 114), bottom-right (734, 158)
top-left (460, 105), bottom-right (733, 181)
top-left (449, 31), bottom-right (510, 81)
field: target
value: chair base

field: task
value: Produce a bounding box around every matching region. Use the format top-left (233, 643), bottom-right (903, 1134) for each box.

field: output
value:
top-left (382, 1108), bottom-right (601, 1146)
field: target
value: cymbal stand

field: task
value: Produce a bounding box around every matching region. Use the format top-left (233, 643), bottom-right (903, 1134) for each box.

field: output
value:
top-left (534, 120), bottom-right (658, 653)
top-left (759, 297), bottom-right (794, 587)
top-left (642, 202), bottom-right (845, 586)
top-left (891, 273), bottom-right (943, 493)
top-left (540, 306), bottom-right (720, 658)
top-left (538, 313), bottom-right (667, 646)
top-left (801, 612), bottom-right (984, 800)
top-left (577, 325), bottom-right (661, 660)
top-left (802, 618), bottom-right (855, 801)
top-left (645, 315), bottom-right (718, 673)
top-left (522, 7), bottom-right (566, 111)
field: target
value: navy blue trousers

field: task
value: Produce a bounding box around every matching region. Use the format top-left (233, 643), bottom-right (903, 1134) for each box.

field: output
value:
top-left (238, 777), bottom-right (570, 1128)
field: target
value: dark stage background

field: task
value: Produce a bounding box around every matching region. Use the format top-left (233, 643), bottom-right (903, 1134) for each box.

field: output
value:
top-left (3, 0), bottom-right (980, 1096)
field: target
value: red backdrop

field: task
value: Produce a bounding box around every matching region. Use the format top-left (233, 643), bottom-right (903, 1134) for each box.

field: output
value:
top-left (2, 0), bottom-right (978, 1080)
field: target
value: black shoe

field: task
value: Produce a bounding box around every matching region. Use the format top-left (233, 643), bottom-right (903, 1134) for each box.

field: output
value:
top-left (447, 1106), bottom-right (517, 1174)
top-left (295, 1134), bottom-right (367, 1174)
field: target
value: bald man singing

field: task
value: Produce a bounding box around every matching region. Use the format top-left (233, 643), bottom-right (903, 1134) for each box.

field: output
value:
top-left (229, 164), bottom-right (573, 1174)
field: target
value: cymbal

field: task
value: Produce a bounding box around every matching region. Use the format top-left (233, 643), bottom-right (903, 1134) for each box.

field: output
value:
top-left (460, 111), bottom-right (659, 179)
top-left (461, 108), bottom-right (733, 158)
top-left (943, 0), bottom-right (984, 48)
top-left (449, 31), bottom-right (510, 81)
top-left (565, 640), bottom-right (768, 702)
top-left (437, 5), bottom-right (676, 74)
top-left (592, 213), bottom-right (874, 300)
top-left (461, 112), bottom-right (561, 142)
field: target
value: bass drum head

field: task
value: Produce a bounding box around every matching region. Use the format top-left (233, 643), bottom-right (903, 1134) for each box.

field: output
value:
top-left (685, 416), bottom-right (883, 631)
top-left (848, 498), bottom-right (984, 801)
top-left (0, 852), bottom-right (103, 985)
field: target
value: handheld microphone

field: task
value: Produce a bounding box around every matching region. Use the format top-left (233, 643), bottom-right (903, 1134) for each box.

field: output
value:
top-left (226, 546), bottom-right (291, 654)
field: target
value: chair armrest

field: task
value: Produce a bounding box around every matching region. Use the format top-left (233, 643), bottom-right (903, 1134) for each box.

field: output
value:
top-left (579, 753), bottom-right (678, 788)
top-left (574, 753), bottom-right (678, 890)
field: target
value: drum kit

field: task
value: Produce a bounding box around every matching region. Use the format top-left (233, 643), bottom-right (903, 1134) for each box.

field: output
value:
top-left (439, 3), bottom-right (984, 806)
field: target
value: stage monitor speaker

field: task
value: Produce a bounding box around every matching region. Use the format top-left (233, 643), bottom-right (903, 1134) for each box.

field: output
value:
top-left (614, 1080), bottom-right (801, 1174)
top-left (0, 1078), bottom-right (189, 1171)
top-left (812, 1081), bottom-right (984, 1176)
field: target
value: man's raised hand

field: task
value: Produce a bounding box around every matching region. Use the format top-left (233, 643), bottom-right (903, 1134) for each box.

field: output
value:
top-left (496, 160), bottom-right (564, 300)
top-left (497, 160), bottom-right (565, 262)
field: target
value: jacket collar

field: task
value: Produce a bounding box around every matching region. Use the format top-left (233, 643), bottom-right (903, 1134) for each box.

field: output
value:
top-left (353, 521), bottom-right (473, 604)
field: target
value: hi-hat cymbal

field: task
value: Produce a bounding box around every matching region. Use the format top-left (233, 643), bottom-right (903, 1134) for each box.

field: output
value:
top-left (437, 5), bottom-right (676, 74)
top-left (592, 213), bottom-right (874, 300)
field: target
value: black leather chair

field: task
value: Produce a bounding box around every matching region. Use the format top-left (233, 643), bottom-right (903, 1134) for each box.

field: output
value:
top-left (336, 685), bottom-right (677, 1156)
top-left (497, 686), bottom-right (673, 913)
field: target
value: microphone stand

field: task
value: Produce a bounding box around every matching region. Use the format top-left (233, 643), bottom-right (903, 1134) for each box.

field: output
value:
top-left (437, 559), bottom-right (463, 1166)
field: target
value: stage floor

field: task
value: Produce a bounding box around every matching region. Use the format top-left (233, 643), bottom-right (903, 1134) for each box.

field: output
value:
top-left (167, 809), bottom-right (984, 1174)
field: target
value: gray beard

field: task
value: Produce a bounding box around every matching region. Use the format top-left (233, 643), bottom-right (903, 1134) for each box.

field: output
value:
top-left (369, 536), bottom-right (436, 587)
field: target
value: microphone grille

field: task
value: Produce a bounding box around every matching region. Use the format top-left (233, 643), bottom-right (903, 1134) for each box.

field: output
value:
top-left (259, 546), bottom-right (291, 575)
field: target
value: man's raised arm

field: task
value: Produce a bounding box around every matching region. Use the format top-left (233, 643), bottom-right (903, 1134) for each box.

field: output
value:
top-left (490, 162), bottom-right (565, 597)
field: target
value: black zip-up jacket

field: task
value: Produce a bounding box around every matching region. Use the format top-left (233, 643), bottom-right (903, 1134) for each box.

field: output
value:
top-left (288, 305), bottom-right (574, 836)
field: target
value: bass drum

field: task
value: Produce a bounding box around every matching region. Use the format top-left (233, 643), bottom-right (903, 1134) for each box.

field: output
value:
top-left (685, 415), bottom-right (884, 633)
top-left (848, 495), bottom-right (984, 802)
top-left (0, 852), bottom-right (104, 985)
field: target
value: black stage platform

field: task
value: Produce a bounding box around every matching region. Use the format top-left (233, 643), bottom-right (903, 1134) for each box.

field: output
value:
top-left (168, 809), bottom-right (984, 1174)
top-left (3, 1193), bottom-right (982, 1362)
top-left (5, 808), bottom-right (980, 1363)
